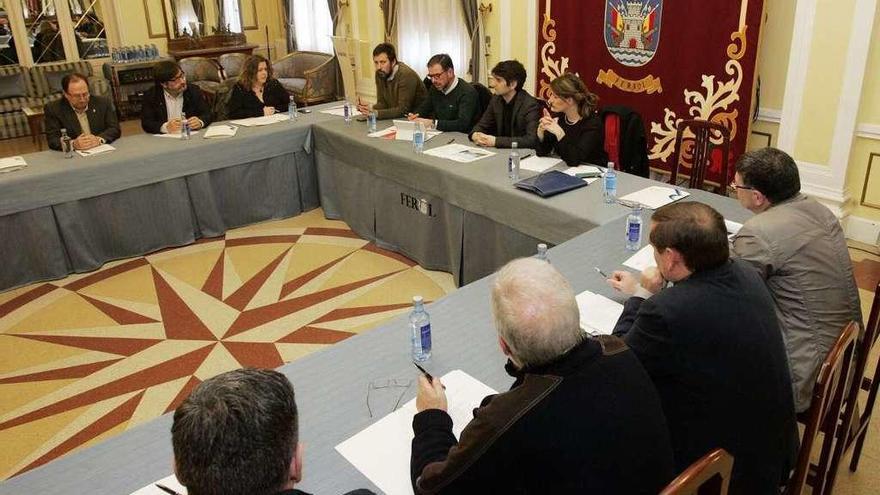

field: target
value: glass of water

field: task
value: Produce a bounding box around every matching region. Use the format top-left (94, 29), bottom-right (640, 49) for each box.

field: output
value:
top-left (368, 109), bottom-right (378, 133)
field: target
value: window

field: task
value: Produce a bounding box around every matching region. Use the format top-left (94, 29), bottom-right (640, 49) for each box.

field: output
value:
top-left (70, 0), bottom-right (108, 59)
top-left (0, 1), bottom-right (18, 65)
top-left (24, 0), bottom-right (69, 64)
top-left (398, 0), bottom-right (470, 80)
top-left (221, 0), bottom-right (241, 33)
top-left (291, 0), bottom-right (333, 54)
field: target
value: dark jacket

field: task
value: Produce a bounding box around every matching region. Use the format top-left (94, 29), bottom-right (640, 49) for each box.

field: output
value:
top-left (469, 90), bottom-right (541, 149)
top-left (44, 95), bottom-right (120, 150)
top-left (227, 78), bottom-right (290, 119)
top-left (411, 336), bottom-right (675, 494)
top-left (140, 83), bottom-right (214, 134)
top-left (536, 111), bottom-right (607, 166)
top-left (613, 259), bottom-right (798, 495)
top-left (601, 105), bottom-right (650, 177)
top-left (412, 78), bottom-right (479, 133)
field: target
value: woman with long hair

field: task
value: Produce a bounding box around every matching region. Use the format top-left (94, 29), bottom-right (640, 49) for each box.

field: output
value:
top-left (226, 55), bottom-right (290, 119)
top-left (536, 73), bottom-right (607, 166)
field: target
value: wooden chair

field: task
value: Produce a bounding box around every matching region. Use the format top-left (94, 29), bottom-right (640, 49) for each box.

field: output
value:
top-left (787, 321), bottom-right (859, 495)
top-left (846, 282), bottom-right (880, 472)
top-left (660, 448), bottom-right (734, 495)
top-left (668, 119), bottom-right (731, 194)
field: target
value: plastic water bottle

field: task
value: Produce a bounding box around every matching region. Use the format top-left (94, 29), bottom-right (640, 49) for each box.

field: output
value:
top-left (603, 161), bottom-right (617, 204)
top-left (343, 100), bottom-right (352, 124)
top-left (180, 112), bottom-right (191, 140)
top-left (413, 122), bottom-right (425, 153)
top-left (368, 110), bottom-right (378, 133)
top-left (508, 141), bottom-right (521, 181)
top-left (150, 44), bottom-right (159, 59)
top-left (535, 243), bottom-right (549, 262)
top-left (410, 296), bottom-right (432, 362)
top-left (625, 205), bottom-right (643, 251)
top-left (288, 96), bottom-right (298, 121)
top-left (60, 128), bottom-right (73, 158)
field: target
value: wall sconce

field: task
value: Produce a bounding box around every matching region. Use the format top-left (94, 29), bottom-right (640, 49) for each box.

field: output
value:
top-left (479, 2), bottom-right (492, 15)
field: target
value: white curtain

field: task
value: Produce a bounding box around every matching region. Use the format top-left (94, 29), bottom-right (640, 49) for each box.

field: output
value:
top-left (174, 0), bottom-right (198, 34)
top-left (222, 0), bottom-right (242, 32)
top-left (292, 0), bottom-right (333, 53)
top-left (398, 0), bottom-right (470, 80)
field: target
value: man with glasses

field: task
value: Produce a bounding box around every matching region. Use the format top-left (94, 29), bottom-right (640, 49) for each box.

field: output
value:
top-left (141, 60), bottom-right (213, 134)
top-left (45, 72), bottom-right (120, 151)
top-left (731, 147), bottom-right (862, 414)
top-left (407, 53), bottom-right (478, 133)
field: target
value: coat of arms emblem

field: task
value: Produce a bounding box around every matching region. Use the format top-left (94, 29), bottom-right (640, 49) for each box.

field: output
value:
top-left (605, 0), bottom-right (663, 67)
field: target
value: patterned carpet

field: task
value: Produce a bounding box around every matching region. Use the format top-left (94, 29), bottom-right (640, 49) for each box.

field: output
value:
top-left (0, 209), bottom-right (455, 480)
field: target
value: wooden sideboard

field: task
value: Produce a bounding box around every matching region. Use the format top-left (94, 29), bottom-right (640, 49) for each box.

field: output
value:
top-left (166, 33), bottom-right (257, 61)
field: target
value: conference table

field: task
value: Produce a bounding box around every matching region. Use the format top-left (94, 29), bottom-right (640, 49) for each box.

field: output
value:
top-left (0, 185), bottom-right (751, 494)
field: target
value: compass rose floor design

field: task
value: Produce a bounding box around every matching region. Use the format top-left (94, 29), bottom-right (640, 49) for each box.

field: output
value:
top-left (0, 209), bottom-right (455, 480)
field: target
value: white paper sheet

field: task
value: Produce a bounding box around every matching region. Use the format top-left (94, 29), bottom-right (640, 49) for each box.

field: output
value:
top-left (422, 143), bottom-right (495, 163)
top-left (203, 124), bottom-right (238, 138)
top-left (618, 186), bottom-right (690, 209)
top-left (75, 143), bottom-right (116, 156)
top-left (336, 370), bottom-right (497, 495)
top-left (129, 474), bottom-right (187, 495)
top-left (562, 165), bottom-right (602, 177)
top-left (519, 156), bottom-right (561, 172)
top-left (0, 155), bottom-right (27, 173)
top-left (576, 290), bottom-right (625, 336)
top-left (318, 104), bottom-right (350, 116)
top-left (622, 244), bottom-right (657, 271)
top-left (154, 130), bottom-right (201, 139)
top-left (229, 114), bottom-right (290, 127)
top-left (725, 219), bottom-right (743, 236)
top-left (368, 127), bottom-right (397, 138)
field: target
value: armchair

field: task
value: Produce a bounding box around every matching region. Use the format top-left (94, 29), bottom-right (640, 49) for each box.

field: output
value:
top-left (272, 51), bottom-right (338, 105)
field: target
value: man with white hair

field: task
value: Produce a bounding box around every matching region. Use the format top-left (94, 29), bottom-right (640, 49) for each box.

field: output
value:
top-left (410, 258), bottom-right (674, 494)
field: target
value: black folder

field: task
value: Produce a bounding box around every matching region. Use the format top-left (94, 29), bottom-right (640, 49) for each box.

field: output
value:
top-left (514, 170), bottom-right (589, 197)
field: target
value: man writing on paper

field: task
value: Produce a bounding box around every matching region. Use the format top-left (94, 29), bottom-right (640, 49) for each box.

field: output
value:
top-left (609, 202), bottom-right (798, 494)
top-left (469, 60), bottom-right (540, 150)
top-left (356, 43), bottom-right (426, 120)
top-left (731, 147), bottom-right (862, 413)
top-left (411, 258), bottom-right (674, 494)
top-left (45, 73), bottom-right (120, 151)
top-left (173, 368), bottom-right (374, 495)
top-left (407, 54), bottom-right (479, 133)
top-left (141, 60), bottom-right (213, 134)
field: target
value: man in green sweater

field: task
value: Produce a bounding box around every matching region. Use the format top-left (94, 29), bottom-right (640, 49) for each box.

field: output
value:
top-left (357, 43), bottom-right (426, 120)
top-left (407, 53), bottom-right (479, 133)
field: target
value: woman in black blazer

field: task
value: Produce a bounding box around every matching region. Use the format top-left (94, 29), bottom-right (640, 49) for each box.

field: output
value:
top-left (227, 55), bottom-right (290, 119)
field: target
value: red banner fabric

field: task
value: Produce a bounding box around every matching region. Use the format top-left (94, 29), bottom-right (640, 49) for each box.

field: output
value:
top-left (536, 0), bottom-right (764, 184)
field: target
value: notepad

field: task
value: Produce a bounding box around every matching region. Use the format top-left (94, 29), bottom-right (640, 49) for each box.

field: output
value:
top-left (203, 124), bottom-right (238, 138)
top-left (229, 113), bottom-right (290, 126)
top-left (336, 370), bottom-right (497, 495)
top-left (618, 186), bottom-right (690, 209)
top-left (155, 130), bottom-right (201, 139)
top-left (623, 244), bottom-right (657, 271)
top-left (519, 155), bottom-right (561, 172)
top-left (75, 143), bottom-right (115, 156)
top-left (576, 290), bottom-right (625, 336)
top-left (129, 474), bottom-right (186, 495)
top-left (0, 155), bottom-right (26, 173)
top-left (319, 104), bottom-right (349, 116)
top-left (725, 219), bottom-right (743, 238)
top-left (423, 143), bottom-right (494, 163)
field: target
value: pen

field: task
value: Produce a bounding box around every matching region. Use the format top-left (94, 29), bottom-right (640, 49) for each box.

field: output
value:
top-left (594, 267), bottom-right (608, 278)
top-left (446, 138), bottom-right (455, 144)
top-left (520, 153), bottom-right (532, 160)
top-left (413, 361), bottom-right (434, 381)
top-left (155, 483), bottom-right (182, 495)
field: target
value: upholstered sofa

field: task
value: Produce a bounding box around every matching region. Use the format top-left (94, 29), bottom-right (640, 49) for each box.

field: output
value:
top-left (0, 60), bottom-right (111, 140)
top-left (272, 51), bottom-right (337, 105)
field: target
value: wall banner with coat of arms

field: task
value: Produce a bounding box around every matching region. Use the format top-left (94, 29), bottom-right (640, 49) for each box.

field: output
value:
top-left (537, 0), bottom-right (765, 183)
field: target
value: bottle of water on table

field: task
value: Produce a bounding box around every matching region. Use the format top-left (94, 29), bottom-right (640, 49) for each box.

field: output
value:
top-left (410, 295), bottom-right (432, 362)
top-left (343, 100), bottom-right (352, 124)
top-left (625, 205), bottom-right (643, 251)
top-left (180, 112), bottom-right (190, 140)
top-left (288, 96), bottom-right (298, 121)
top-left (603, 161), bottom-right (617, 204)
top-left (508, 141), bottom-right (520, 181)
top-left (535, 243), bottom-right (549, 262)
top-left (413, 122), bottom-right (425, 154)
top-left (60, 128), bottom-right (73, 158)
top-left (368, 109), bottom-right (378, 133)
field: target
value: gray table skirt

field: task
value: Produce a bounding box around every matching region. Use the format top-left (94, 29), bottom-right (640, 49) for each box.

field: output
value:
top-left (1, 151), bottom-right (319, 291)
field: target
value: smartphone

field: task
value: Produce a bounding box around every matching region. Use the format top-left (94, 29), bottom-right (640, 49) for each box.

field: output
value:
top-left (299, 109), bottom-right (312, 114)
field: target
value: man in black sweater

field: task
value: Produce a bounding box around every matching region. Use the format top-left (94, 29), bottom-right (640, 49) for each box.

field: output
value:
top-left (407, 53), bottom-right (478, 133)
top-left (470, 59), bottom-right (540, 149)
top-left (411, 258), bottom-right (675, 494)
top-left (610, 202), bottom-right (798, 495)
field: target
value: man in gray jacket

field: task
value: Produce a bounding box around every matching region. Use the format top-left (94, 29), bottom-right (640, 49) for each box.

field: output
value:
top-left (470, 60), bottom-right (541, 150)
top-left (731, 147), bottom-right (863, 412)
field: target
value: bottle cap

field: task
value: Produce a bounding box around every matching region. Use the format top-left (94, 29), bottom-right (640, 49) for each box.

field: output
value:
top-left (412, 295), bottom-right (423, 303)
top-left (537, 243), bottom-right (547, 250)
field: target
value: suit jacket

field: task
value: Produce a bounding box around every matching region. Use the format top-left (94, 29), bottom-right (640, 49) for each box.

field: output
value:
top-left (469, 90), bottom-right (541, 149)
top-left (411, 336), bottom-right (675, 494)
top-left (612, 259), bottom-right (798, 495)
top-left (140, 84), bottom-right (213, 134)
top-left (733, 194), bottom-right (863, 412)
top-left (227, 78), bottom-right (290, 119)
top-left (44, 95), bottom-right (120, 151)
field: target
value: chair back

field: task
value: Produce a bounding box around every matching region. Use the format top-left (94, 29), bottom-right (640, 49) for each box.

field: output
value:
top-left (218, 53), bottom-right (248, 79)
top-left (179, 56), bottom-right (222, 83)
top-left (472, 82), bottom-right (492, 120)
top-left (846, 282), bottom-right (880, 472)
top-left (660, 448), bottom-right (734, 495)
top-left (787, 321), bottom-right (859, 495)
top-left (669, 119), bottom-right (731, 193)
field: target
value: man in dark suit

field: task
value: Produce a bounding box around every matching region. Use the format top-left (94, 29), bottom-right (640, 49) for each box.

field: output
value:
top-left (609, 201), bottom-right (798, 495)
top-left (44, 73), bottom-right (120, 151)
top-left (141, 60), bottom-right (213, 134)
top-left (469, 60), bottom-right (541, 149)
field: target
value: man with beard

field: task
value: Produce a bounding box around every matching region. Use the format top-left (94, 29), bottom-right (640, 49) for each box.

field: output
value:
top-left (356, 43), bottom-right (426, 120)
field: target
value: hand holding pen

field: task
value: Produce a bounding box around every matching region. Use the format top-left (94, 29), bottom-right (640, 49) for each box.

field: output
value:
top-left (414, 362), bottom-right (447, 412)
